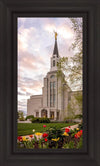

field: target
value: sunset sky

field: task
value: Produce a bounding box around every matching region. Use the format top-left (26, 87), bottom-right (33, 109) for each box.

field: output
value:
top-left (18, 17), bottom-right (82, 115)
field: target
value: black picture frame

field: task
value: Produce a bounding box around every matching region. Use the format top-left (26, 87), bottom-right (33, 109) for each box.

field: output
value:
top-left (0, 0), bottom-right (100, 166)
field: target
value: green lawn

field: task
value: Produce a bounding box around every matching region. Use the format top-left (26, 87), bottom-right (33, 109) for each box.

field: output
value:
top-left (17, 123), bottom-right (76, 136)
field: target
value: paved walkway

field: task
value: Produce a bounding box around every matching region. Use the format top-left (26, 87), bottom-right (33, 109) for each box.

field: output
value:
top-left (62, 124), bottom-right (79, 130)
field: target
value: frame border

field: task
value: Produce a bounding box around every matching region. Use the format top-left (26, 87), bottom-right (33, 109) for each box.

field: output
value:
top-left (14, 12), bottom-right (87, 155)
top-left (0, 0), bottom-right (100, 166)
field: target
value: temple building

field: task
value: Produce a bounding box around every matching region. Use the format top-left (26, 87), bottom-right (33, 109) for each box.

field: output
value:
top-left (27, 32), bottom-right (81, 121)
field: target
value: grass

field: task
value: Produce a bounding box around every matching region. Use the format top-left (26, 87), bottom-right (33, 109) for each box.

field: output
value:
top-left (17, 122), bottom-right (76, 136)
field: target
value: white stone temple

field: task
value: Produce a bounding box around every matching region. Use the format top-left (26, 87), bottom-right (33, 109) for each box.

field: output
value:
top-left (27, 32), bottom-right (81, 121)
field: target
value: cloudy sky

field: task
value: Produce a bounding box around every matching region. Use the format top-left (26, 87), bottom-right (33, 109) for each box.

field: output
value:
top-left (18, 17), bottom-right (82, 115)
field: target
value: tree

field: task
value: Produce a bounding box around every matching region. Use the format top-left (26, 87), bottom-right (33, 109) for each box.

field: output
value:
top-left (74, 91), bottom-right (82, 111)
top-left (18, 111), bottom-right (25, 121)
top-left (57, 18), bottom-right (83, 118)
top-left (57, 18), bottom-right (83, 90)
top-left (64, 91), bottom-right (82, 122)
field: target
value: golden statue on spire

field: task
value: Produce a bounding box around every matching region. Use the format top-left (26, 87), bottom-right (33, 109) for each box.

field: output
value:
top-left (54, 31), bottom-right (58, 40)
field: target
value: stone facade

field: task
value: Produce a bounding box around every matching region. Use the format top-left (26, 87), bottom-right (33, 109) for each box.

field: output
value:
top-left (27, 95), bottom-right (43, 117)
top-left (27, 34), bottom-right (82, 121)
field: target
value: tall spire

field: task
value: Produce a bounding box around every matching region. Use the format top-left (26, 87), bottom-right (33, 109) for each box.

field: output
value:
top-left (53, 31), bottom-right (59, 57)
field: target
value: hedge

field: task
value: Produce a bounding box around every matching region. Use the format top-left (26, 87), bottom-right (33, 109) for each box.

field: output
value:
top-left (31, 117), bottom-right (50, 123)
top-left (25, 115), bottom-right (34, 120)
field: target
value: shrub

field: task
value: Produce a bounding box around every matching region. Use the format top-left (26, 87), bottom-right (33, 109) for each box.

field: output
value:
top-left (74, 114), bottom-right (83, 119)
top-left (19, 118), bottom-right (25, 121)
top-left (39, 118), bottom-right (50, 123)
top-left (18, 111), bottom-right (25, 120)
top-left (25, 115), bottom-right (34, 120)
top-left (65, 119), bottom-right (74, 123)
top-left (31, 117), bottom-right (40, 123)
top-left (31, 117), bottom-right (50, 123)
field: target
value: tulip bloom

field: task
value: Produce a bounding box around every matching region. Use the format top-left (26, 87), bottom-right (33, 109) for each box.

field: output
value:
top-left (35, 132), bottom-right (42, 136)
top-left (62, 132), bottom-right (69, 136)
top-left (17, 136), bottom-right (22, 142)
top-left (44, 138), bottom-right (48, 142)
top-left (22, 136), bottom-right (28, 141)
top-left (74, 134), bottom-right (79, 139)
top-left (42, 133), bottom-right (48, 138)
top-left (29, 135), bottom-right (33, 138)
top-left (52, 137), bottom-right (60, 142)
top-left (43, 125), bottom-right (46, 128)
top-left (76, 128), bottom-right (79, 130)
top-left (74, 130), bottom-right (83, 139)
top-left (65, 128), bottom-right (70, 133)
top-left (80, 130), bottom-right (83, 133)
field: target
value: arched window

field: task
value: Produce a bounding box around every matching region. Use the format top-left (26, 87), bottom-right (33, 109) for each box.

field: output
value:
top-left (50, 81), bottom-right (56, 107)
top-left (41, 109), bottom-right (47, 118)
top-left (50, 75), bottom-right (55, 79)
top-left (53, 60), bottom-right (55, 66)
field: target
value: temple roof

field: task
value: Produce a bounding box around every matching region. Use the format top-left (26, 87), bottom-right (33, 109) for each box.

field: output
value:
top-left (53, 39), bottom-right (59, 57)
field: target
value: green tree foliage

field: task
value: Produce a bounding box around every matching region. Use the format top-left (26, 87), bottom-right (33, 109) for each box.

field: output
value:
top-left (18, 111), bottom-right (25, 121)
top-left (66, 92), bottom-right (82, 120)
top-left (57, 18), bottom-right (83, 118)
top-left (57, 18), bottom-right (83, 90)
top-left (74, 92), bottom-right (82, 111)
top-left (25, 115), bottom-right (34, 120)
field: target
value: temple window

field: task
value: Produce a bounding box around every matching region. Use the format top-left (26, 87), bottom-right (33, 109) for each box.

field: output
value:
top-left (36, 112), bottom-right (39, 117)
top-left (50, 111), bottom-right (54, 120)
top-left (50, 75), bottom-right (55, 79)
top-left (57, 112), bottom-right (59, 120)
top-left (53, 60), bottom-right (55, 66)
top-left (50, 82), bottom-right (56, 107)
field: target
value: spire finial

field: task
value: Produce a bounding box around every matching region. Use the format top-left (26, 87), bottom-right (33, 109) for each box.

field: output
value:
top-left (54, 31), bottom-right (58, 40)
top-left (53, 31), bottom-right (59, 57)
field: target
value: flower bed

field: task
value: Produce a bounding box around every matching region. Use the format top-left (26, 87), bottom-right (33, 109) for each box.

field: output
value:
top-left (17, 124), bottom-right (83, 149)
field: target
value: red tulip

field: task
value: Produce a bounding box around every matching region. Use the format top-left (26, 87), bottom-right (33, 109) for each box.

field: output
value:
top-left (65, 128), bottom-right (70, 133)
top-left (44, 138), bottom-right (48, 142)
top-left (80, 130), bottom-right (83, 133)
top-left (74, 134), bottom-right (79, 139)
top-left (29, 135), bottom-right (33, 138)
top-left (74, 130), bottom-right (83, 139)
top-left (43, 125), bottom-right (46, 128)
top-left (17, 136), bottom-right (22, 142)
top-left (42, 133), bottom-right (48, 138)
